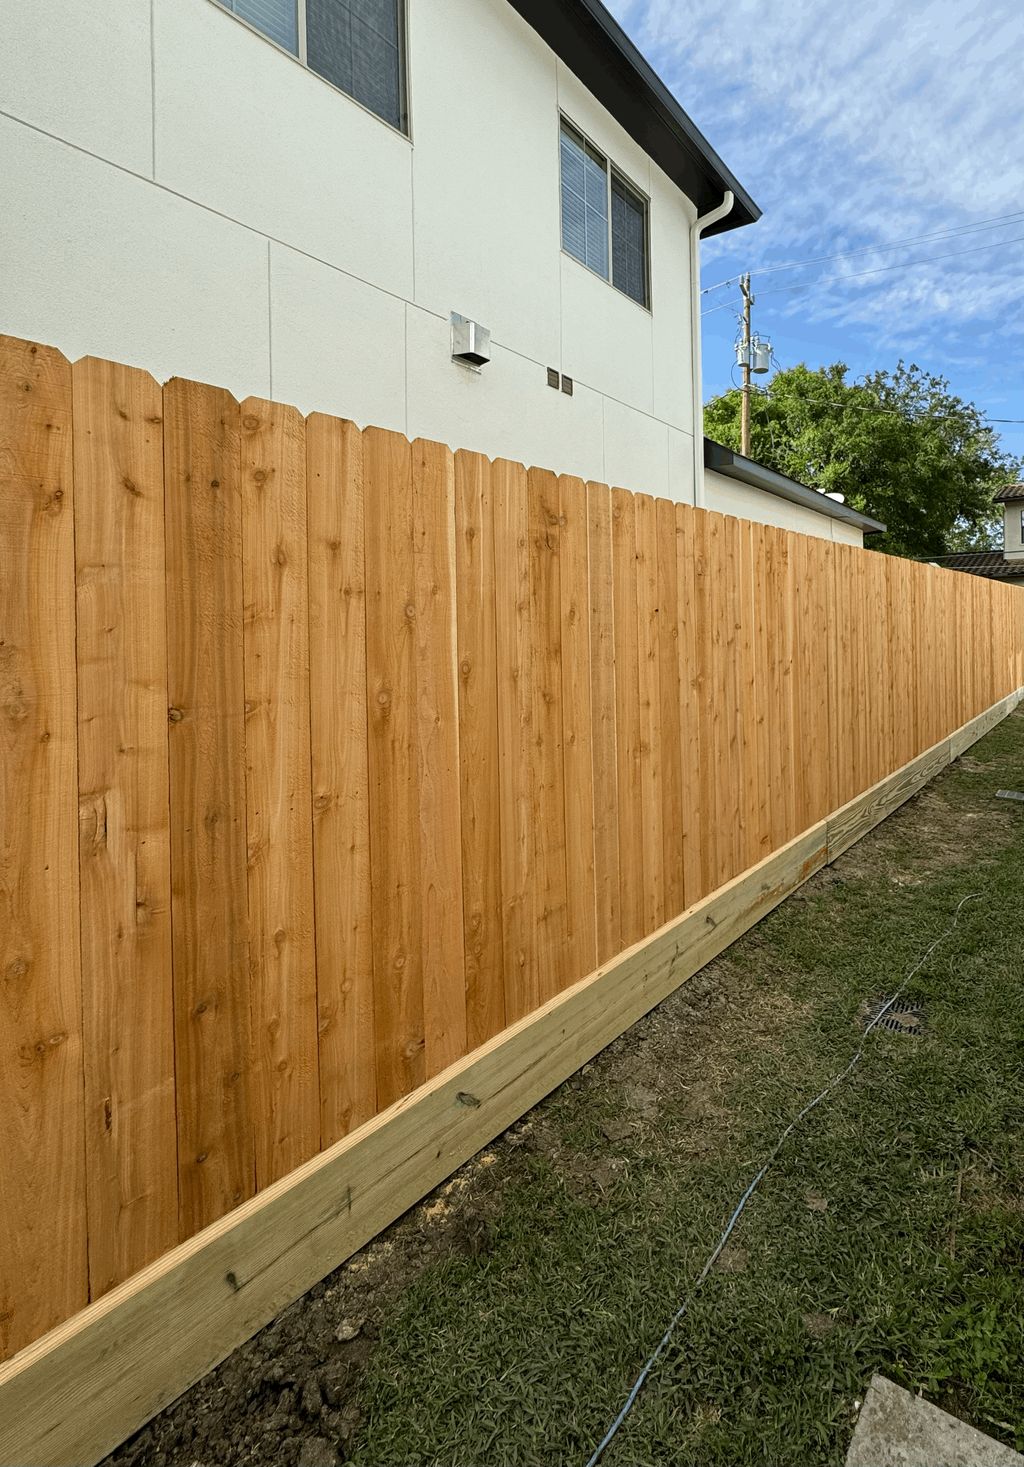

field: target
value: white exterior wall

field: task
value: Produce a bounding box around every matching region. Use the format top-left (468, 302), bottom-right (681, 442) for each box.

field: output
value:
top-left (0, 0), bottom-right (702, 502)
top-left (704, 469), bottom-right (865, 547)
top-left (1003, 503), bottom-right (1024, 561)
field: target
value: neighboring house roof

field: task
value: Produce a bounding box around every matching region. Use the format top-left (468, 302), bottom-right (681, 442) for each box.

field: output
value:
top-left (703, 439), bottom-right (888, 535)
top-left (994, 483), bottom-right (1024, 503)
top-left (924, 551), bottom-right (1024, 581)
top-left (507, 0), bottom-right (760, 235)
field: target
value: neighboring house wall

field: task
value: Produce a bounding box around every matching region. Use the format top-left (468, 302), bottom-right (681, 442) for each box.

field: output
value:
top-left (0, 0), bottom-right (699, 501)
top-left (704, 468), bottom-right (865, 547)
top-left (1003, 503), bottom-right (1024, 561)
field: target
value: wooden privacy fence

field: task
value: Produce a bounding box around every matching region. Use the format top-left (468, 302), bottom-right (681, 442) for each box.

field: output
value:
top-left (2, 332), bottom-right (1023, 1366)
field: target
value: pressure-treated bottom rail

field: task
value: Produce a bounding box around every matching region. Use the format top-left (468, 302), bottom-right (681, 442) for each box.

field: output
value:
top-left (1, 687), bottom-right (1021, 1467)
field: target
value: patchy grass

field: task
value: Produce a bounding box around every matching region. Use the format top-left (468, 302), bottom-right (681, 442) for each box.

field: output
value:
top-left (107, 709), bottom-right (1024, 1467)
top-left (345, 710), bottom-right (1024, 1467)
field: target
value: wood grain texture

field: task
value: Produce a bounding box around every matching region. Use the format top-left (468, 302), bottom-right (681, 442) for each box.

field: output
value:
top-left (800, 535), bottom-right (831, 829)
top-left (558, 475), bottom-right (597, 989)
top-left (764, 527), bottom-right (794, 849)
top-left (306, 415), bottom-right (375, 1143)
top-left (656, 497), bottom-right (684, 921)
top-left (493, 460), bottom-right (537, 1023)
top-left (635, 493), bottom-right (663, 935)
top-left (675, 503), bottom-right (704, 906)
top-left (4, 333), bottom-right (1024, 1377)
top-left (412, 440), bottom-right (466, 1076)
top-left (528, 467), bottom-right (567, 1002)
top-left (363, 428), bottom-right (423, 1107)
top-left (587, 482), bottom-right (620, 964)
top-left (611, 487), bottom-right (644, 947)
top-left (164, 377), bottom-right (254, 1239)
top-left (6, 686), bottom-right (1024, 1467)
top-left (72, 357), bottom-right (178, 1300)
top-left (749, 522), bottom-right (774, 859)
top-left (240, 398), bottom-right (318, 1189)
top-left (455, 451), bottom-right (505, 1049)
top-left (736, 519), bottom-right (761, 872)
top-left (0, 814), bottom-right (836, 1467)
top-left (708, 514), bottom-right (741, 888)
top-left (0, 338), bottom-right (86, 1361)
top-left (691, 508), bottom-right (719, 897)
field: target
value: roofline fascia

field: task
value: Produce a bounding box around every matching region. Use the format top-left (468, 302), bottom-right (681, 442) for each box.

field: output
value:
top-left (704, 439), bottom-right (887, 535)
top-left (506, 0), bottom-right (760, 234)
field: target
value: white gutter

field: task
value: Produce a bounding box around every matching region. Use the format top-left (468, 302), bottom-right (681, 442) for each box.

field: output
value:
top-left (689, 190), bottom-right (733, 507)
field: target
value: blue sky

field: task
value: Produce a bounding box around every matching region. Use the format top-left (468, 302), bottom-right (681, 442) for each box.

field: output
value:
top-left (608, 0), bottom-right (1024, 468)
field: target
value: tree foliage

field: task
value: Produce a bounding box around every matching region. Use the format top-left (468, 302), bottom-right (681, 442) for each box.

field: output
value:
top-left (704, 361), bottom-right (1021, 557)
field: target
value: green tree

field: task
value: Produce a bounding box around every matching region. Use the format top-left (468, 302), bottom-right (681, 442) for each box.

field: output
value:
top-left (704, 361), bottom-right (1021, 557)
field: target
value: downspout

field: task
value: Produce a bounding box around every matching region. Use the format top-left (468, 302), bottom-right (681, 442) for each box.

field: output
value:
top-left (689, 190), bottom-right (733, 508)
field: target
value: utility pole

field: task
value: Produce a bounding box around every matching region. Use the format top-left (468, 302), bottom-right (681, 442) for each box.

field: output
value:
top-left (740, 272), bottom-right (752, 457)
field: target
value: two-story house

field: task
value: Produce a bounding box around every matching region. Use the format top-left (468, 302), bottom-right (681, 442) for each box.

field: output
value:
top-left (1, 0), bottom-right (880, 544)
top-left (928, 486), bottom-right (1024, 584)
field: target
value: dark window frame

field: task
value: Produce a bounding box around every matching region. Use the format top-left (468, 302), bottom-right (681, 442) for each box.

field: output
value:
top-left (559, 114), bottom-right (651, 312)
top-left (213, 0), bottom-right (410, 137)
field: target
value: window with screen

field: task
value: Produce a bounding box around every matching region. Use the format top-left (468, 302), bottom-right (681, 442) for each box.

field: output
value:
top-left (217, 0), bottom-right (407, 134)
top-left (559, 118), bottom-right (650, 309)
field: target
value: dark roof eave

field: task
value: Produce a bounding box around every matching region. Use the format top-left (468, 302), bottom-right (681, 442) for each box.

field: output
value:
top-left (704, 439), bottom-right (887, 535)
top-left (506, 0), bottom-right (760, 235)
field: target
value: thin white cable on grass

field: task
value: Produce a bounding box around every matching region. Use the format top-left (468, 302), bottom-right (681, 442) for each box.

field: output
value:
top-left (584, 892), bottom-right (982, 1467)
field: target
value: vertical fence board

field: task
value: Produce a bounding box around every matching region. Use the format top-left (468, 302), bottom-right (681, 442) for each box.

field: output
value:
top-left (675, 503), bottom-right (704, 904)
top-left (72, 357), bottom-right (178, 1300)
top-left (528, 468), bottom-right (567, 1001)
top-left (307, 415), bottom-right (375, 1144)
top-left (240, 400), bottom-right (319, 1188)
top-left (493, 460), bottom-right (537, 1023)
top-left (801, 536), bottom-right (831, 826)
top-left (612, 488), bottom-right (645, 946)
top-left (164, 378), bottom-right (254, 1239)
top-left (831, 543), bottom-right (857, 812)
top-left (455, 451), bottom-right (504, 1050)
top-left (587, 482), bottom-right (620, 964)
top-left (749, 522), bottom-right (773, 859)
top-left (412, 441), bottom-right (466, 1076)
top-left (364, 429), bottom-right (423, 1108)
top-left (0, 338), bottom-right (86, 1361)
top-left (636, 494), bottom-right (664, 935)
top-left (656, 497), bottom-right (684, 921)
top-left (710, 515), bottom-right (742, 886)
top-left (692, 509), bottom-right (720, 895)
top-left (558, 475), bottom-right (597, 988)
top-left (763, 527), bottom-right (790, 850)
top-left (736, 520), bottom-right (761, 871)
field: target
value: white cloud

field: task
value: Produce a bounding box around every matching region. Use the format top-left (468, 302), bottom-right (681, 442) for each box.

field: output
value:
top-left (607, 0), bottom-right (1024, 355)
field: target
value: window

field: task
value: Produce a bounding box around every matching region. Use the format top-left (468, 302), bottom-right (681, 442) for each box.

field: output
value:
top-left (217, 0), bottom-right (407, 134)
top-left (559, 119), bottom-right (650, 309)
top-left (1020, 507), bottom-right (1024, 544)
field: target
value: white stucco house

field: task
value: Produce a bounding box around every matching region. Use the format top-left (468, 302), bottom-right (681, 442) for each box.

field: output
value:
top-left (0, 0), bottom-right (880, 545)
top-left (928, 485), bottom-right (1024, 584)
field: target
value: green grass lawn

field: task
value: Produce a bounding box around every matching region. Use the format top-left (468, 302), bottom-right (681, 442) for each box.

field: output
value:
top-left (346, 710), bottom-right (1024, 1466)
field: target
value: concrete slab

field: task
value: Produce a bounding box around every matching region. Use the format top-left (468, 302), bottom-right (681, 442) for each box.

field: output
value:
top-left (846, 1376), bottom-right (1023, 1467)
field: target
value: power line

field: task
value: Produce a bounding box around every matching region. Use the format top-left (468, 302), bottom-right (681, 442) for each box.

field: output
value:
top-left (760, 393), bottom-right (1024, 425)
top-left (752, 232), bottom-right (1024, 301)
top-left (702, 296), bottom-right (744, 318)
top-left (737, 375), bottom-right (1024, 427)
top-left (702, 209), bottom-right (1024, 294)
top-left (701, 232), bottom-right (1024, 319)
